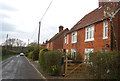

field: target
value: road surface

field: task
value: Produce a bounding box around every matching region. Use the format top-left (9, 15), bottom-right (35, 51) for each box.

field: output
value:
top-left (2, 55), bottom-right (46, 80)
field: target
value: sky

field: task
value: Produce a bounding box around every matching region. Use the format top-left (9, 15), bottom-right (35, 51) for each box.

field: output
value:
top-left (0, 0), bottom-right (99, 45)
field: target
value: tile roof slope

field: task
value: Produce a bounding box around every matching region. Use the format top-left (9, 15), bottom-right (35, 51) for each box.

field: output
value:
top-left (48, 28), bottom-right (69, 42)
top-left (70, 2), bottom-right (120, 33)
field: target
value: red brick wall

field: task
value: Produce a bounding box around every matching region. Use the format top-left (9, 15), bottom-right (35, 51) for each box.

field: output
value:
top-left (63, 34), bottom-right (71, 53)
top-left (94, 20), bottom-right (111, 51)
top-left (118, 10), bottom-right (120, 51)
top-left (112, 10), bottom-right (120, 51)
top-left (47, 42), bottom-right (53, 50)
top-left (63, 20), bottom-right (111, 61)
top-left (63, 33), bottom-right (78, 53)
top-left (47, 29), bottom-right (69, 50)
top-left (53, 33), bottom-right (64, 50)
top-left (40, 45), bottom-right (46, 48)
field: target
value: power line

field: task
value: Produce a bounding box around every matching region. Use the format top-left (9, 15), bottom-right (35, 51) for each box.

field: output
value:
top-left (29, 0), bottom-right (53, 44)
top-left (38, 0), bottom-right (53, 46)
top-left (40, 0), bottom-right (53, 21)
top-left (30, 25), bottom-right (38, 40)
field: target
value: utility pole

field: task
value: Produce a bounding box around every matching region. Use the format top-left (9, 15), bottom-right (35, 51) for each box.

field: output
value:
top-left (6, 34), bottom-right (8, 47)
top-left (38, 21), bottom-right (41, 46)
top-left (5, 34), bottom-right (8, 55)
top-left (37, 0), bottom-right (53, 47)
top-left (28, 39), bottom-right (29, 46)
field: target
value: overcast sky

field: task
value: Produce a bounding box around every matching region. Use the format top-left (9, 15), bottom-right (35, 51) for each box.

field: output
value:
top-left (0, 0), bottom-right (99, 45)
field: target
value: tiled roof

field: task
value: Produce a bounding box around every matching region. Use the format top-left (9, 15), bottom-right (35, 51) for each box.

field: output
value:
top-left (48, 28), bottom-right (69, 43)
top-left (69, 2), bottom-right (120, 33)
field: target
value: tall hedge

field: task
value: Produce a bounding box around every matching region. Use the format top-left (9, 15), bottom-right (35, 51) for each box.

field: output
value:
top-left (2, 48), bottom-right (20, 56)
top-left (32, 48), bottom-right (39, 61)
top-left (87, 51), bottom-right (120, 79)
top-left (39, 49), bottom-right (62, 75)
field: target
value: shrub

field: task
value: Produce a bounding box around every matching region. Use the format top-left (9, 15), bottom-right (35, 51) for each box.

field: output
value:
top-left (32, 48), bottom-right (40, 61)
top-left (2, 48), bottom-right (19, 56)
top-left (27, 52), bottom-right (33, 59)
top-left (87, 51), bottom-right (120, 79)
top-left (39, 48), bottom-right (48, 63)
top-left (40, 48), bottom-right (48, 54)
top-left (39, 50), bottom-right (62, 76)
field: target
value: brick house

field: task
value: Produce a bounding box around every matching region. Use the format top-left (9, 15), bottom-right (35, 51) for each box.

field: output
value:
top-left (47, 26), bottom-right (69, 50)
top-left (40, 40), bottom-right (48, 48)
top-left (40, 43), bottom-right (47, 48)
top-left (63, 1), bottom-right (120, 62)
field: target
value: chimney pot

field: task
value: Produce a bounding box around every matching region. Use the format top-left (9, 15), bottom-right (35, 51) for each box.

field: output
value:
top-left (59, 26), bottom-right (64, 32)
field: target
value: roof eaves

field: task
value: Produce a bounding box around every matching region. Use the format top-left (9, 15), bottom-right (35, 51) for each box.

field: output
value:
top-left (77, 17), bottom-right (111, 31)
top-left (48, 28), bottom-right (68, 43)
top-left (66, 17), bottom-right (110, 35)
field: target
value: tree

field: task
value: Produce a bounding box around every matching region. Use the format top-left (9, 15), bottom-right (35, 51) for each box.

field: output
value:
top-left (4, 38), bottom-right (26, 47)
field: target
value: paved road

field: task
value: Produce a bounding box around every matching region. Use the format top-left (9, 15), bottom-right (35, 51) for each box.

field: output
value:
top-left (2, 55), bottom-right (46, 80)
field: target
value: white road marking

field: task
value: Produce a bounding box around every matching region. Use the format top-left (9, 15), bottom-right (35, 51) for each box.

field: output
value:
top-left (24, 56), bottom-right (47, 81)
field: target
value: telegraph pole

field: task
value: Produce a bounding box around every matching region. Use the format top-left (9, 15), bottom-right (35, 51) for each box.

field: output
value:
top-left (37, 0), bottom-right (53, 46)
top-left (5, 34), bottom-right (8, 55)
top-left (38, 21), bottom-right (41, 46)
top-left (28, 39), bottom-right (29, 46)
top-left (6, 34), bottom-right (8, 47)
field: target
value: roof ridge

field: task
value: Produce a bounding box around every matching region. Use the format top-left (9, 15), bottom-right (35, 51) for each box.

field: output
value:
top-left (48, 28), bottom-right (69, 42)
top-left (69, 2), bottom-right (119, 33)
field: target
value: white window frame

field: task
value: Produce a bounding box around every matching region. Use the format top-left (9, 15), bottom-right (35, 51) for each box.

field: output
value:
top-left (64, 36), bottom-right (67, 44)
top-left (103, 21), bottom-right (108, 39)
top-left (72, 32), bottom-right (77, 43)
top-left (85, 26), bottom-right (94, 42)
top-left (84, 48), bottom-right (94, 64)
top-left (66, 49), bottom-right (68, 53)
top-left (67, 35), bottom-right (69, 44)
top-left (64, 35), bottom-right (69, 44)
top-left (71, 49), bottom-right (76, 58)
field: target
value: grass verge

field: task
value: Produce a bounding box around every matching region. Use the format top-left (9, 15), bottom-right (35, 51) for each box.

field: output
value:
top-left (1, 54), bottom-right (18, 60)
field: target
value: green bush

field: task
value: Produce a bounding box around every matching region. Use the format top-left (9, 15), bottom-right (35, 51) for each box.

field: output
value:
top-left (40, 48), bottom-right (48, 54)
top-left (2, 48), bottom-right (19, 56)
top-left (27, 52), bottom-right (33, 59)
top-left (39, 48), bottom-right (48, 63)
top-left (2, 47), bottom-right (20, 60)
top-left (87, 51), bottom-right (120, 79)
top-left (32, 48), bottom-right (40, 61)
top-left (39, 50), bottom-right (62, 76)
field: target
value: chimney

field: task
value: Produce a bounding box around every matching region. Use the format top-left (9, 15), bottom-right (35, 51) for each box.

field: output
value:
top-left (99, 0), bottom-right (107, 7)
top-left (99, 0), bottom-right (112, 7)
top-left (59, 26), bottom-right (64, 32)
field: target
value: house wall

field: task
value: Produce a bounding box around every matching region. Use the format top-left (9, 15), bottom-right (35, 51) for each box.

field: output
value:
top-left (63, 34), bottom-right (71, 53)
top-left (47, 42), bottom-right (53, 50)
top-left (63, 20), bottom-right (111, 61)
top-left (118, 10), bottom-right (120, 51)
top-left (47, 29), bottom-right (69, 50)
top-left (94, 20), bottom-right (111, 51)
top-left (40, 45), bottom-right (46, 48)
top-left (112, 10), bottom-right (120, 51)
top-left (53, 33), bottom-right (64, 50)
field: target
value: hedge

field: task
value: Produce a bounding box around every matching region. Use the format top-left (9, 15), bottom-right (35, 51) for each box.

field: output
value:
top-left (39, 49), bottom-right (62, 76)
top-left (87, 51), bottom-right (120, 79)
top-left (27, 52), bottom-right (33, 59)
top-left (32, 48), bottom-right (39, 61)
